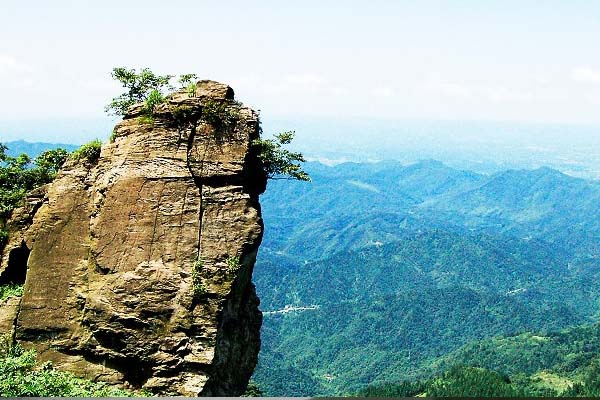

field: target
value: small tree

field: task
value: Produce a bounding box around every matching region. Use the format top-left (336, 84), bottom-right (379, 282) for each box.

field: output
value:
top-left (69, 140), bottom-right (102, 164)
top-left (179, 73), bottom-right (199, 97)
top-left (104, 67), bottom-right (173, 116)
top-left (32, 148), bottom-right (69, 182)
top-left (252, 131), bottom-right (310, 181)
top-left (178, 73), bottom-right (198, 87)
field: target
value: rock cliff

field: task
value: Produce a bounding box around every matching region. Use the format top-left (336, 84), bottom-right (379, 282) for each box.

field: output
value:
top-left (0, 81), bottom-right (267, 396)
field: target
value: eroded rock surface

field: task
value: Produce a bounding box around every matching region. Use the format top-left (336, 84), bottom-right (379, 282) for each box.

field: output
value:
top-left (0, 81), bottom-right (267, 396)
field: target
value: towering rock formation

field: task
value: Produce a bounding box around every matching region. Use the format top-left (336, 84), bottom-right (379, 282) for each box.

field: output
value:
top-left (0, 81), bottom-right (267, 395)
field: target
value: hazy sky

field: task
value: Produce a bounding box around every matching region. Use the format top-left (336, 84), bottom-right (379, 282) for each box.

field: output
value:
top-left (2, 1), bottom-right (600, 127)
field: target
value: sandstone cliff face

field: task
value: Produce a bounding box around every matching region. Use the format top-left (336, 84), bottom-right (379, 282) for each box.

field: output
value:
top-left (0, 81), bottom-right (267, 396)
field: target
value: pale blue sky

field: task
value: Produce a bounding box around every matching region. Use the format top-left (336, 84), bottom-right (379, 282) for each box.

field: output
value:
top-left (1, 1), bottom-right (600, 139)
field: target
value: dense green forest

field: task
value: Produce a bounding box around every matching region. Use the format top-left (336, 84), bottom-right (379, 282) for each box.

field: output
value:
top-left (253, 160), bottom-right (600, 396)
top-left (360, 322), bottom-right (600, 397)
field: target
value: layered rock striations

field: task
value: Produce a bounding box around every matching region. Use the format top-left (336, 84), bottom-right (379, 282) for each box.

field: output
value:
top-left (0, 81), bottom-right (267, 395)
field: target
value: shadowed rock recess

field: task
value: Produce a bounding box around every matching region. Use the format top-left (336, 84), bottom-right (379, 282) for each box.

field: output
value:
top-left (0, 81), bottom-right (268, 396)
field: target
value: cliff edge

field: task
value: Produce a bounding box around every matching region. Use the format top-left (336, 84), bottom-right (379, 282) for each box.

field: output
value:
top-left (0, 80), bottom-right (267, 396)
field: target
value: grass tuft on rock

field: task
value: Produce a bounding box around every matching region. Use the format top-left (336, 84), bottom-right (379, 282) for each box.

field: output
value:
top-left (70, 140), bottom-right (102, 164)
top-left (0, 284), bottom-right (23, 302)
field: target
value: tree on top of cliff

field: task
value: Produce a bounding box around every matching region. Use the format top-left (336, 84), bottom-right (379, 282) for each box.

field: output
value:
top-left (105, 67), bottom-right (310, 182)
top-left (104, 67), bottom-right (174, 116)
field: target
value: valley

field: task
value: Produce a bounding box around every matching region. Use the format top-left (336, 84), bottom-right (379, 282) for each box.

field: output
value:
top-left (252, 160), bottom-right (600, 396)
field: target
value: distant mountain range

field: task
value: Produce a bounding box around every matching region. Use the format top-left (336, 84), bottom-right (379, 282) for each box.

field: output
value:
top-left (2, 140), bottom-right (78, 159)
top-left (259, 160), bottom-right (599, 261)
top-left (253, 159), bottom-right (600, 396)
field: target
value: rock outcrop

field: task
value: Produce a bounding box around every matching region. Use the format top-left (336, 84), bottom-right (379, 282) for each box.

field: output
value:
top-left (0, 81), bottom-right (267, 395)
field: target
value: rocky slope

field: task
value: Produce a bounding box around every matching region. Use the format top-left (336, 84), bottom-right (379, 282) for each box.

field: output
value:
top-left (0, 81), bottom-right (267, 396)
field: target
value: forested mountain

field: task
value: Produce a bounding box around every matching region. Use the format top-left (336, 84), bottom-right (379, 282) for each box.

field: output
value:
top-left (253, 160), bottom-right (600, 396)
top-left (259, 161), bottom-right (600, 261)
top-left (427, 167), bottom-right (600, 257)
top-left (361, 322), bottom-right (600, 397)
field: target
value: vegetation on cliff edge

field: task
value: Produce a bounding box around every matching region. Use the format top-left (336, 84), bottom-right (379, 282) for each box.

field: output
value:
top-left (0, 144), bottom-right (69, 247)
top-left (105, 67), bottom-right (310, 182)
top-left (0, 340), bottom-right (140, 397)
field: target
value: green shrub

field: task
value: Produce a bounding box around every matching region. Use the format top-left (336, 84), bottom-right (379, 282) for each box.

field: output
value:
top-left (105, 67), bottom-right (173, 117)
top-left (252, 131), bottom-right (310, 181)
top-left (186, 83), bottom-right (198, 97)
top-left (178, 73), bottom-right (198, 87)
top-left (143, 89), bottom-right (165, 115)
top-left (0, 284), bottom-right (23, 301)
top-left (243, 380), bottom-right (263, 397)
top-left (226, 255), bottom-right (241, 272)
top-left (192, 257), bottom-right (207, 297)
top-left (32, 148), bottom-right (68, 182)
top-left (0, 343), bottom-right (139, 397)
top-left (138, 115), bottom-right (155, 125)
top-left (170, 105), bottom-right (194, 124)
top-left (178, 73), bottom-right (199, 97)
top-left (0, 145), bottom-right (68, 220)
top-left (70, 140), bottom-right (102, 164)
top-left (105, 68), bottom-right (201, 117)
top-left (201, 99), bottom-right (240, 130)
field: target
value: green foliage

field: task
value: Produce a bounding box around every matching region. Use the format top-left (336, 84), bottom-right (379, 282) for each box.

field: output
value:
top-left (104, 67), bottom-right (173, 116)
top-left (170, 105), bottom-right (194, 123)
top-left (186, 83), bottom-right (198, 97)
top-left (178, 74), bottom-right (198, 97)
top-left (0, 144), bottom-right (68, 220)
top-left (358, 380), bottom-right (426, 397)
top-left (0, 343), bottom-right (138, 397)
top-left (582, 362), bottom-right (600, 396)
top-left (361, 366), bottom-right (523, 397)
top-left (253, 160), bottom-right (600, 395)
top-left (178, 73), bottom-right (198, 87)
top-left (563, 361), bottom-right (600, 396)
top-left (0, 284), bottom-right (23, 301)
top-left (426, 366), bottom-right (518, 397)
top-left (254, 230), bottom-right (584, 394)
top-left (105, 68), bottom-right (205, 117)
top-left (427, 321), bottom-right (600, 396)
top-left (192, 257), bottom-right (206, 297)
top-left (32, 148), bottom-right (69, 182)
top-left (201, 99), bottom-right (240, 130)
top-left (252, 131), bottom-right (310, 181)
top-left (70, 139), bottom-right (102, 164)
top-left (243, 380), bottom-right (263, 397)
top-left (143, 89), bottom-right (164, 115)
top-left (138, 114), bottom-right (155, 125)
top-left (226, 255), bottom-right (241, 272)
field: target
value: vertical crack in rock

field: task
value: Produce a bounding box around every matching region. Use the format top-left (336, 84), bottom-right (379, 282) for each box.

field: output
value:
top-left (185, 119), bottom-right (204, 262)
top-left (0, 80), bottom-right (268, 396)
